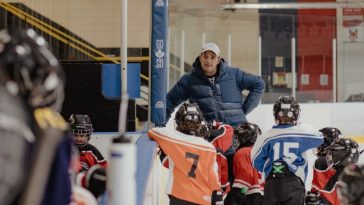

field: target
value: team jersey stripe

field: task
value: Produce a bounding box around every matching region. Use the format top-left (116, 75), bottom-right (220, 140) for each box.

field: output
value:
top-left (148, 129), bottom-right (216, 153)
top-left (233, 179), bottom-right (251, 187)
top-left (246, 189), bottom-right (264, 195)
top-left (221, 182), bottom-right (230, 188)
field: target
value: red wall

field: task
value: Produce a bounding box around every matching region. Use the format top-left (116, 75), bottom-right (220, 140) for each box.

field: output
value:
top-left (297, 0), bottom-right (336, 92)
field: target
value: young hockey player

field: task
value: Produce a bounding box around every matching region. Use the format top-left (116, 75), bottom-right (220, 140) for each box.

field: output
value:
top-left (225, 122), bottom-right (263, 205)
top-left (207, 121), bottom-right (234, 193)
top-left (307, 138), bottom-right (360, 205)
top-left (0, 28), bottom-right (73, 205)
top-left (337, 164), bottom-right (364, 205)
top-left (67, 114), bottom-right (108, 198)
top-left (306, 127), bottom-right (341, 205)
top-left (251, 96), bottom-right (324, 205)
top-left (148, 102), bottom-right (222, 205)
top-left (67, 114), bottom-right (108, 172)
top-left (159, 119), bottom-right (232, 196)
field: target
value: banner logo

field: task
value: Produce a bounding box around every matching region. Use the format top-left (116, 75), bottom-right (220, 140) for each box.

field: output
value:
top-left (155, 39), bottom-right (165, 69)
top-left (155, 0), bottom-right (164, 7)
top-left (155, 101), bottom-right (165, 108)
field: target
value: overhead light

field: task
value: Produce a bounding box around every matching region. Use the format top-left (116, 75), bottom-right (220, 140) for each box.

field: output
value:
top-left (220, 2), bottom-right (364, 10)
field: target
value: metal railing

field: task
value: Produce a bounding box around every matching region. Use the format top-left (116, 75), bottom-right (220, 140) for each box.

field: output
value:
top-left (0, 2), bottom-right (149, 81)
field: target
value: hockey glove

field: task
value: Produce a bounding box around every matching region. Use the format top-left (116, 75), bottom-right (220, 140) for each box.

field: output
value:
top-left (86, 165), bottom-right (107, 198)
top-left (211, 190), bottom-right (223, 205)
top-left (305, 190), bottom-right (321, 205)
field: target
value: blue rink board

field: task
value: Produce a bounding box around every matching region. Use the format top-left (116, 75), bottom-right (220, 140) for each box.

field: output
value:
top-left (99, 132), bottom-right (157, 205)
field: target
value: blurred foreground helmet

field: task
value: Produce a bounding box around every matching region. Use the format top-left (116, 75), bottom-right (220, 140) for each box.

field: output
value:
top-left (326, 138), bottom-right (359, 170)
top-left (234, 122), bottom-right (261, 148)
top-left (337, 164), bottom-right (364, 205)
top-left (0, 28), bottom-right (64, 111)
top-left (175, 102), bottom-right (207, 137)
top-left (67, 114), bottom-right (93, 147)
top-left (273, 96), bottom-right (300, 125)
top-left (317, 127), bottom-right (341, 157)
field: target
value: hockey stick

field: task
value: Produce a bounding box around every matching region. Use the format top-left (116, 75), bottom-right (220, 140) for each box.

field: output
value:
top-left (118, 93), bottom-right (129, 134)
top-left (18, 109), bottom-right (67, 205)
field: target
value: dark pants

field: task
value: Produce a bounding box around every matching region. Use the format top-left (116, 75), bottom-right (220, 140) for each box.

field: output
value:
top-left (225, 151), bottom-right (235, 185)
top-left (263, 176), bottom-right (305, 205)
top-left (224, 191), bottom-right (262, 205)
top-left (244, 193), bottom-right (263, 205)
top-left (169, 195), bottom-right (199, 205)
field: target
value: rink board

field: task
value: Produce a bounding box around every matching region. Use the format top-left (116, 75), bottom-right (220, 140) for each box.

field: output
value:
top-left (91, 132), bottom-right (158, 205)
top-left (92, 102), bottom-right (364, 204)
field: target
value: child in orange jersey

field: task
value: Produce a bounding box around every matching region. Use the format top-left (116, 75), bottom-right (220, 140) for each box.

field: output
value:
top-left (148, 103), bottom-right (222, 205)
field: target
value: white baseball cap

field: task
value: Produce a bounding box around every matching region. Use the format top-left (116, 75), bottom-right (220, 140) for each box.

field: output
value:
top-left (201, 42), bottom-right (220, 56)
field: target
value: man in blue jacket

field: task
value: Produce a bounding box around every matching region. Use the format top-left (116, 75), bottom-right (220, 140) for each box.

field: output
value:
top-left (166, 42), bottom-right (265, 127)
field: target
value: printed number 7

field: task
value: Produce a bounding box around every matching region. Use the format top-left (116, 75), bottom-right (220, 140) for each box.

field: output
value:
top-left (185, 152), bottom-right (199, 178)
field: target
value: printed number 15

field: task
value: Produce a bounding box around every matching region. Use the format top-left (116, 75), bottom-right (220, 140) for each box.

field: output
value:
top-left (273, 142), bottom-right (299, 163)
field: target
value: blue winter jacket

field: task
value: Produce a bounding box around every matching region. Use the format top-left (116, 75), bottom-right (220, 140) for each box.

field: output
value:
top-left (166, 57), bottom-right (265, 126)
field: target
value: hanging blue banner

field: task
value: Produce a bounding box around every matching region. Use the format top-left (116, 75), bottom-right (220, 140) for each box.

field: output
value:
top-left (151, 0), bottom-right (168, 125)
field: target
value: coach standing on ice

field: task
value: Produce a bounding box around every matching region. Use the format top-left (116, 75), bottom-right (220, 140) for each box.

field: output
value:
top-left (164, 42), bottom-right (265, 127)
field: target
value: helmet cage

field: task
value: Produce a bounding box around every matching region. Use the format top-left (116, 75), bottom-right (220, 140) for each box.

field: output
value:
top-left (71, 127), bottom-right (92, 137)
top-left (317, 127), bottom-right (341, 157)
top-left (326, 138), bottom-right (359, 169)
top-left (70, 126), bottom-right (92, 147)
top-left (67, 114), bottom-right (93, 147)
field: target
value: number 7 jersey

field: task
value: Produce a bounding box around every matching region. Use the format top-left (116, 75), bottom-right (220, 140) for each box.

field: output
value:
top-left (148, 127), bottom-right (221, 205)
top-left (251, 123), bottom-right (323, 184)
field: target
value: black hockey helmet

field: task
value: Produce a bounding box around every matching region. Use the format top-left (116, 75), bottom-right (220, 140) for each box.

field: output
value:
top-left (273, 96), bottom-right (300, 125)
top-left (175, 102), bottom-right (207, 137)
top-left (234, 122), bottom-right (261, 148)
top-left (337, 164), bottom-right (364, 205)
top-left (317, 127), bottom-right (341, 157)
top-left (0, 28), bottom-right (64, 111)
top-left (326, 138), bottom-right (359, 170)
top-left (67, 114), bottom-right (93, 147)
